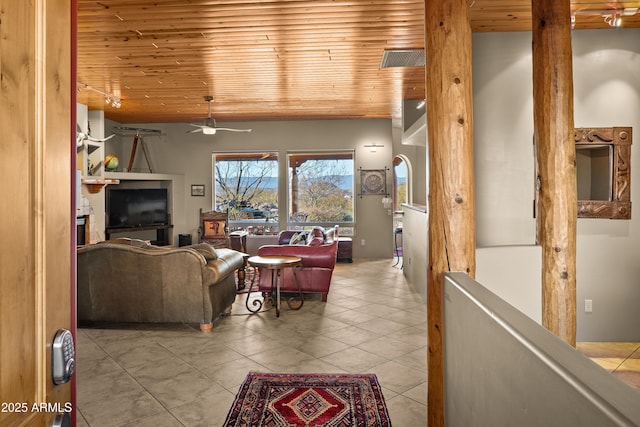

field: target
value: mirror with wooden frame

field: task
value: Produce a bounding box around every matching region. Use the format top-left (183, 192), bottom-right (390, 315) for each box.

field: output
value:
top-left (575, 127), bottom-right (632, 219)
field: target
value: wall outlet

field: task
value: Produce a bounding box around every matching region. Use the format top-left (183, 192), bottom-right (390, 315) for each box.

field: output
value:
top-left (585, 299), bottom-right (593, 313)
top-left (360, 239), bottom-right (365, 246)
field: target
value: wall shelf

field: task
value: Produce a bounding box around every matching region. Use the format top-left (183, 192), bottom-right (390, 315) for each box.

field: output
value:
top-left (81, 178), bottom-right (120, 193)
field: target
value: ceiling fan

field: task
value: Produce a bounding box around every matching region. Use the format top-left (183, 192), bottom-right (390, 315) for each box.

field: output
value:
top-left (187, 96), bottom-right (252, 135)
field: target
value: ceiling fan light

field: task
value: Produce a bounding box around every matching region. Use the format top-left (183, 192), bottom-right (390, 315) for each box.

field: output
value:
top-left (202, 127), bottom-right (217, 135)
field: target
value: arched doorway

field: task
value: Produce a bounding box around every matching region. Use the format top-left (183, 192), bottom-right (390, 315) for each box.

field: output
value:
top-left (393, 155), bottom-right (412, 211)
top-left (392, 155), bottom-right (412, 266)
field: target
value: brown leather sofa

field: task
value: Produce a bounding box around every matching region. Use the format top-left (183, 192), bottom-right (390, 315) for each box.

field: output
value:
top-left (77, 238), bottom-right (244, 332)
top-left (256, 226), bottom-right (338, 301)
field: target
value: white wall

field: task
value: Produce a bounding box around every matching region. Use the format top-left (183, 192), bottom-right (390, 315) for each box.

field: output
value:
top-left (572, 29), bottom-right (640, 341)
top-left (473, 32), bottom-right (537, 247)
top-left (476, 246), bottom-right (542, 324)
top-left (401, 205), bottom-right (428, 300)
top-left (473, 29), bottom-right (640, 341)
top-left (101, 118), bottom-right (396, 258)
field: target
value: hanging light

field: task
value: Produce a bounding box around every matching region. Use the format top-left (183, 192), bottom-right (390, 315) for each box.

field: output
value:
top-left (78, 82), bottom-right (122, 108)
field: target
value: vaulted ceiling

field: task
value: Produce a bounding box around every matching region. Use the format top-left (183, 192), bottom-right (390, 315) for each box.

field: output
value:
top-left (77, 1), bottom-right (640, 124)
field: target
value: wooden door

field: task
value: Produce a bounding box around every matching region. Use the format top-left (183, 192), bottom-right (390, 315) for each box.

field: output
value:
top-left (0, 1), bottom-right (74, 426)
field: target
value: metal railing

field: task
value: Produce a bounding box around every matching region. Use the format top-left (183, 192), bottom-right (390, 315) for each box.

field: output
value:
top-left (443, 272), bottom-right (640, 427)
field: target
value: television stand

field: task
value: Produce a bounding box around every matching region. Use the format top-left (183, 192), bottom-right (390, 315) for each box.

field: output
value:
top-left (106, 224), bottom-right (173, 246)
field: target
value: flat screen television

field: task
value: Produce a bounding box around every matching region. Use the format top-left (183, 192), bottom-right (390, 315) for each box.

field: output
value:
top-left (106, 188), bottom-right (169, 229)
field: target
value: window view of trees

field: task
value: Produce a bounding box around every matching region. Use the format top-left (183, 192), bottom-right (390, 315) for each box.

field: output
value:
top-left (213, 152), bottom-right (278, 222)
top-left (288, 151), bottom-right (354, 225)
top-left (212, 151), bottom-right (355, 231)
top-left (393, 157), bottom-right (408, 210)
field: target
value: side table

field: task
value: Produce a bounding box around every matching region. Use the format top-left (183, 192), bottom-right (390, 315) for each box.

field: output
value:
top-left (245, 255), bottom-right (303, 317)
top-left (337, 237), bottom-right (353, 263)
top-left (236, 252), bottom-right (250, 291)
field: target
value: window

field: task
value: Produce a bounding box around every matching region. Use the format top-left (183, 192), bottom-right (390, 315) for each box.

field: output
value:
top-left (213, 152), bottom-right (279, 229)
top-left (393, 155), bottom-right (411, 211)
top-left (288, 151), bottom-right (354, 233)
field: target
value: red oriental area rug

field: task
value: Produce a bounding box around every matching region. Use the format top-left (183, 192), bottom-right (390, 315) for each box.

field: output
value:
top-left (223, 372), bottom-right (392, 426)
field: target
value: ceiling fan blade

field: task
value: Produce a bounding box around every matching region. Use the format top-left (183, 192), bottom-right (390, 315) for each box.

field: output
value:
top-left (188, 97), bottom-right (253, 135)
top-left (186, 124), bottom-right (204, 133)
top-left (215, 127), bottom-right (253, 133)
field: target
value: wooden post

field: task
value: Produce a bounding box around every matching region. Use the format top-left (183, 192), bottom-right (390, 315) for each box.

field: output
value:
top-left (532, 0), bottom-right (577, 346)
top-left (424, 1), bottom-right (476, 425)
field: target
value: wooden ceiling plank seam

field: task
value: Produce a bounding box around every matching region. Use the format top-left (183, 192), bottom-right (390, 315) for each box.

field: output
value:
top-left (76, 0), bottom-right (640, 122)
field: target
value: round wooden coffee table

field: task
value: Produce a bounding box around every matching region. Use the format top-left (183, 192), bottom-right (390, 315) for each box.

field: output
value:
top-left (245, 255), bottom-right (303, 317)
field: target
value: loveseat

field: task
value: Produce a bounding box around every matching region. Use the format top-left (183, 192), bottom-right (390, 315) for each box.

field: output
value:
top-left (77, 238), bottom-right (244, 332)
top-left (256, 226), bottom-right (338, 301)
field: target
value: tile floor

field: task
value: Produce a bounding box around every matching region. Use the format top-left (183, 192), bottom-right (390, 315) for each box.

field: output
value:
top-left (76, 259), bottom-right (427, 426)
top-left (76, 258), bottom-right (640, 426)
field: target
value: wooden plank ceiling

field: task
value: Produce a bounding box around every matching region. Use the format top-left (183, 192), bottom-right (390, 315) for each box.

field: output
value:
top-left (77, 0), bottom-right (640, 123)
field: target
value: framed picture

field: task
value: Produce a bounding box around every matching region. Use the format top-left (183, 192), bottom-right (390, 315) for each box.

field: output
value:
top-left (191, 184), bottom-right (205, 197)
top-left (359, 168), bottom-right (387, 196)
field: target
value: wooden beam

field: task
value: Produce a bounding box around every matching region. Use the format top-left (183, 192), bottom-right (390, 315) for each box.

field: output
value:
top-left (532, 0), bottom-right (577, 346)
top-left (425, 1), bottom-right (476, 425)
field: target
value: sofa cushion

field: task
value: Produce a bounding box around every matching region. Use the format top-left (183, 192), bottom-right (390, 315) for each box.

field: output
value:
top-left (202, 248), bottom-right (245, 284)
top-left (186, 243), bottom-right (218, 260)
top-left (106, 237), bottom-right (152, 248)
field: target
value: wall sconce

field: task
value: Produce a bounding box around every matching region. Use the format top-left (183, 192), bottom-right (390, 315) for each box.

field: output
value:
top-left (382, 195), bottom-right (393, 209)
top-left (78, 82), bottom-right (122, 108)
top-left (364, 143), bottom-right (384, 153)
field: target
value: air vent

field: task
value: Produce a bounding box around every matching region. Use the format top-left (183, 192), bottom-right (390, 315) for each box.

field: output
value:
top-left (380, 49), bottom-right (425, 68)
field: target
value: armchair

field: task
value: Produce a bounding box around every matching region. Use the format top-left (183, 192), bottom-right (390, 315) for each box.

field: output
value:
top-left (256, 226), bottom-right (338, 301)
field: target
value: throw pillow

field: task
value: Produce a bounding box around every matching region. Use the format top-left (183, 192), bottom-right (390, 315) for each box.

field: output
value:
top-left (325, 227), bottom-right (335, 241)
top-left (187, 243), bottom-right (218, 260)
top-left (291, 230), bottom-right (309, 245)
top-left (288, 233), bottom-right (302, 245)
top-left (308, 236), bottom-right (324, 246)
top-left (310, 226), bottom-right (326, 241)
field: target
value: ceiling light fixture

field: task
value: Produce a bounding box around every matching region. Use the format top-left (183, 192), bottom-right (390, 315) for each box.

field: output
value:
top-left (77, 82), bottom-right (122, 108)
top-left (603, 12), bottom-right (622, 27)
top-left (573, 7), bottom-right (638, 28)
